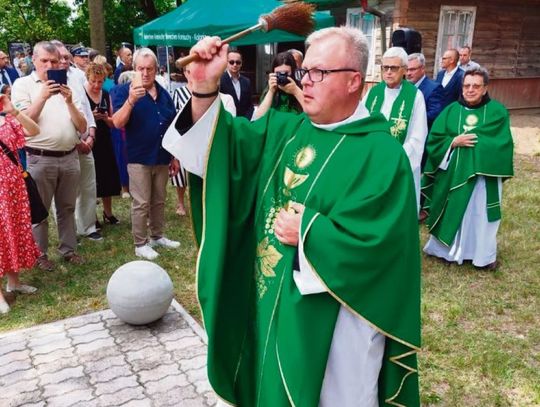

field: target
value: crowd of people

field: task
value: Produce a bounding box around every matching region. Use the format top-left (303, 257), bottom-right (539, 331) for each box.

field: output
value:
top-left (0, 27), bottom-right (513, 406)
top-left (0, 41), bottom-right (186, 313)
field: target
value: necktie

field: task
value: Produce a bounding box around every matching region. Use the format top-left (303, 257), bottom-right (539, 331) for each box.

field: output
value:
top-left (0, 69), bottom-right (10, 86)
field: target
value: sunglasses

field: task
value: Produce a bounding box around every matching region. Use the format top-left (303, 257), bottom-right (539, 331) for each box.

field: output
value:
top-left (228, 60), bottom-right (242, 66)
top-left (381, 65), bottom-right (402, 72)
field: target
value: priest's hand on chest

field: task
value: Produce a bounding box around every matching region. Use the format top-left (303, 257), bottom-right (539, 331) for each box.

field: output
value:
top-left (274, 202), bottom-right (305, 246)
top-left (452, 133), bottom-right (477, 148)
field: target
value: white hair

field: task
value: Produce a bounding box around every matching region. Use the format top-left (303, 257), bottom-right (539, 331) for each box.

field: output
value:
top-left (132, 47), bottom-right (158, 69)
top-left (383, 47), bottom-right (408, 67)
top-left (408, 53), bottom-right (425, 67)
top-left (306, 26), bottom-right (370, 77)
top-left (118, 70), bottom-right (135, 85)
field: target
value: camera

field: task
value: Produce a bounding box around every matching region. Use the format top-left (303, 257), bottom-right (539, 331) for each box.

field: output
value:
top-left (276, 71), bottom-right (290, 86)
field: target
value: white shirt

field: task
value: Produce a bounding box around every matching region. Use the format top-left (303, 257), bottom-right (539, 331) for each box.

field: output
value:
top-left (442, 66), bottom-right (459, 88)
top-left (227, 70), bottom-right (241, 100)
top-left (459, 60), bottom-right (480, 71)
top-left (67, 66), bottom-right (96, 136)
top-left (12, 72), bottom-right (84, 151)
top-left (414, 75), bottom-right (427, 88)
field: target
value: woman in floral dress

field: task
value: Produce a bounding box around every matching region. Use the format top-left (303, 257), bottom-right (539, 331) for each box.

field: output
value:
top-left (0, 93), bottom-right (40, 314)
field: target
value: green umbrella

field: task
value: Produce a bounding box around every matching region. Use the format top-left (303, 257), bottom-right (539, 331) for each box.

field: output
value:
top-left (133, 0), bottom-right (335, 47)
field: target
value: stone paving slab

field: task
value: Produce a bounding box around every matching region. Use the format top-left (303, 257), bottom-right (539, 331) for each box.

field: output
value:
top-left (0, 300), bottom-right (217, 407)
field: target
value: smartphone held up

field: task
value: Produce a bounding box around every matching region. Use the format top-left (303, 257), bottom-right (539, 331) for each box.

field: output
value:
top-left (132, 71), bottom-right (143, 88)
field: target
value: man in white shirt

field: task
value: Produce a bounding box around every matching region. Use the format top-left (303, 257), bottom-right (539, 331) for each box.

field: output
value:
top-left (12, 41), bottom-right (87, 271)
top-left (53, 41), bottom-right (101, 241)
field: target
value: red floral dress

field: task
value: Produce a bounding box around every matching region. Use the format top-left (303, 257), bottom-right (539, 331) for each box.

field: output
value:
top-left (0, 114), bottom-right (41, 275)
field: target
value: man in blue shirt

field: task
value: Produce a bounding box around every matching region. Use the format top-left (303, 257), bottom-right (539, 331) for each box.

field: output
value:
top-left (112, 48), bottom-right (180, 260)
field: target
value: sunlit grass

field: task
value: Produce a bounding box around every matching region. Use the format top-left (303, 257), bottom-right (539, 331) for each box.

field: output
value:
top-left (1, 154), bottom-right (538, 406)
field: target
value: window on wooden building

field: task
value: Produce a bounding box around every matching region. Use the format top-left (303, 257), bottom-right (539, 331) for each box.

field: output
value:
top-left (346, 8), bottom-right (376, 79)
top-left (434, 6), bottom-right (477, 74)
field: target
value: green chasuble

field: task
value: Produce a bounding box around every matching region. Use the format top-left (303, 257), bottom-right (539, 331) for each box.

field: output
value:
top-left (189, 106), bottom-right (421, 406)
top-left (364, 81), bottom-right (418, 144)
top-left (422, 99), bottom-right (514, 245)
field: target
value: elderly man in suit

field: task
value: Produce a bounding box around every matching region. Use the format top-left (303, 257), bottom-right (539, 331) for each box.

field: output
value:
top-left (219, 49), bottom-right (254, 119)
top-left (407, 53), bottom-right (444, 129)
top-left (0, 50), bottom-right (20, 86)
top-left (436, 49), bottom-right (464, 109)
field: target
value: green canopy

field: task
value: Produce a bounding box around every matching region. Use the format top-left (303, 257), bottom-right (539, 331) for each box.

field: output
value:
top-left (133, 0), bottom-right (335, 47)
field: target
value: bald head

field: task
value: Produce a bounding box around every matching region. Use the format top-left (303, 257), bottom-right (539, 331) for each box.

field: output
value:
top-left (441, 49), bottom-right (459, 72)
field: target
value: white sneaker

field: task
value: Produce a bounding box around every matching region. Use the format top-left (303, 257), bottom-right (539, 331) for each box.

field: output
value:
top-left (6, 284), bottom-right (38, 294)
top-left (135, 244), bottom-right (159, 260)
top-left (0, 299), bottom-right (10, 314)
top-left (149, 237), bottom-right (180, 249)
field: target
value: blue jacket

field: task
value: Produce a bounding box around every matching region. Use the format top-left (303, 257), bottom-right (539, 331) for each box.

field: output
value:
top-left (0, 66), bottom-right (19, 86)
top-left (220, 72), bottom-right (254, 119)
top-left (436, 68), bottom-right (464, 109)
top-left (418, 77), bottom-right (445, 128)
top-left (113, 62), bottom-right (125, 84)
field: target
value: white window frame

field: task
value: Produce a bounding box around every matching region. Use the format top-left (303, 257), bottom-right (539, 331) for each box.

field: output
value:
top-left (434, 5), bottom-right (477, 75)
top-left (346, 7), bottom-right (377, 79)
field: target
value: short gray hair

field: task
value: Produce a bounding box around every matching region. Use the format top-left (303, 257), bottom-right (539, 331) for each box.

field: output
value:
top-left (383, 47), bottom-right (408, 67)
top-left (132, 48), bottom-right (158, 69)
top-left (306, 26), bottom-right (369, 77)
top-left (118, 70), bottom-right (135, 85)
top-left (408, 53), bottom-right (425, 67)
top-left (33, 41), bottom-right (60, 58)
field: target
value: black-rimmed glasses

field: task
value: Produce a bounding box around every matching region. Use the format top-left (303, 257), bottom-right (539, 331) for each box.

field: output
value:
top-left (295, 68), bottom-right (359, 83)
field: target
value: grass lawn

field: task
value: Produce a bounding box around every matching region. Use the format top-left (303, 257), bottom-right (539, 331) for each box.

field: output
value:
top-left (1, 154), bottom-right (538, 406)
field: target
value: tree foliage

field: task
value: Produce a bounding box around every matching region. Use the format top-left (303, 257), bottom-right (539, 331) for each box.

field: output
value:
top-left (0, 0), bottom-right (178, 52)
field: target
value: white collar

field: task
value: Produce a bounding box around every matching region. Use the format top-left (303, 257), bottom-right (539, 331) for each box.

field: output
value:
top-left (312, 102), bottom-right (370, 131)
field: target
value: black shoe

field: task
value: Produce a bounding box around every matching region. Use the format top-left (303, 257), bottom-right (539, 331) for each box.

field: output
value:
top-left (475, 261), bottom-right (498, 271)
top-left (95, 220), bottom-right (102, 230)
top-left (86, 231), bottom-right (103, 241)
top-left (103, 212), bottom-right (120, 225)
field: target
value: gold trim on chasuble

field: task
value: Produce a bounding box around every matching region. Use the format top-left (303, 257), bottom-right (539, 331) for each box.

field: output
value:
top-left (255, 145), bottom-right (316, 299)
top-left (255, 138), bottom-right (343, 300)
top-left (390, 101), bottom-right (408, 139)
top-left (299, 207), bottom-right (420, 407)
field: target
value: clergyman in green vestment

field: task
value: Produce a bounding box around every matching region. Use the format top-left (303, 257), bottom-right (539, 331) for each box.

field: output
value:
top-left (422, 68), bottom-right (514, 269)
top-left (163, 27), bottom-right (421, 407)
top-left (362, 47), bottom-right (428, 211)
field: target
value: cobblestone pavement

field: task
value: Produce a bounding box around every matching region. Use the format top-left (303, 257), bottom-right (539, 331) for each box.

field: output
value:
top-left (0, 300), bottom-right (217, 407)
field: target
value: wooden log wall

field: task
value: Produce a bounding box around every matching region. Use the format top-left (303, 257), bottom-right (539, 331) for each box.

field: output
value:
top-left (395, 0), bottom-right (540, 80)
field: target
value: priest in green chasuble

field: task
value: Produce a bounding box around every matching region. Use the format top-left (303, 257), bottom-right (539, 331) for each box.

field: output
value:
top-left (163, 27), bottom-right (421, 406)
top-left (363, 47), bottom-right (428, 211)
top-left (422, 68), bottom-right (514, 269)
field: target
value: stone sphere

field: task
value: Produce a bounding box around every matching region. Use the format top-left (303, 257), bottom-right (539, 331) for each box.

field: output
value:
top-left (107, 260), bottom-right (174, 325)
